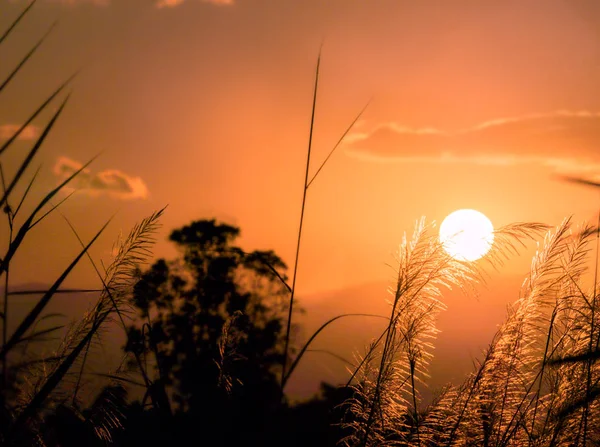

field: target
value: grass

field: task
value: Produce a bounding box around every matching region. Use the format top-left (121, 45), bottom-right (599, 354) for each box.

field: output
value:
top-left (333, 216), bottom-right (600, 446)
top-left (5, 2), bottom-right (600, 446)
top-left (0, 2), bottom-right (167, 444)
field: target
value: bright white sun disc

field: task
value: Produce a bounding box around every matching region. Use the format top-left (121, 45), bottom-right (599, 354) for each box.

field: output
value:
top-left (439, 209), bottom-right (494, 261)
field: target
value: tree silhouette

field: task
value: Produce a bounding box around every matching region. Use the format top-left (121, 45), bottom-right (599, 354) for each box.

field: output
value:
top-left (124, 219), bottom-right (292, 445)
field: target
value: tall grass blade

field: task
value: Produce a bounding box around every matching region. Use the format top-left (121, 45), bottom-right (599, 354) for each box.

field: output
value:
top-left (0, 94), bottom-right (71, 210)
top-left (0, 154), bottom-right (100, 275)
top-left (281, 49), bottom-right (321, 393)
top-left (0, 217), bottom-right (112, 362)
top-left (0, 73), bottom-right (77, 159)
top-left (0, 22), bottom-right (57, 95)
top-left (282, 313), bottom-right (387, 389)
top-left (12, 165), bottom-right (41, 219)
top-left (0, 0), bottom-right (36, 46)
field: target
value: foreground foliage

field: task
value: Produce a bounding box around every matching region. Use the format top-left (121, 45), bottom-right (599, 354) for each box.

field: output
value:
top-left (340, 217), bottom-right (600, 447)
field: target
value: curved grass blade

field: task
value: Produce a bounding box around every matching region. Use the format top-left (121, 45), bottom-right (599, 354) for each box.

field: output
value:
top-left (12, 165), bottom-right (41, 219)
top-left (0, 22), bottom-right (57, 95)
top-left (282, 313), bottom-right (388, 390)
top-left (7, 288), bottom-right (102, 296)
top-left (559, 175), bottom-right (600, 189)
top-left (0, 154), bottom-right (100, 276)
top-left (13, 324), bottom-right (64, 345)
top-left (0, 217), bottom-right (112, 362)
top-left (281, 48), bottom-right (321, 393)
top-left (29, 190), bottom-right (75, 230)
top-left (0, 94), bottom-right (70, 210)
top-left (0, 73), bottom-right (77, 159)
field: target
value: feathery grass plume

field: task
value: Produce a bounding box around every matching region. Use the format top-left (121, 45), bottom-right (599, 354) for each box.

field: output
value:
top-left (470, 218), bottom-right (599, 447)
top-left (5, 208), bottom-right (165, 444)
top-left (61, 207), bottom-right (167, 405)
top-left (400, 217), bottom-right (600, 447)
top-left (339, 217), bottom-right (545, 447)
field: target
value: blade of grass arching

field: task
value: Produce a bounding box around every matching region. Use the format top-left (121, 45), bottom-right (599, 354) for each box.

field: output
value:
top-left (0, 0), bottom-right (36, 46)
top-left (7, 288), bottom-right (102, 296)
top-left (0, 72), bottom-right (77, 159)
top-left (306, 98), bottom-right (371, 189)
top-left (29, 190), bottom-right (75, 230)
top-left (280, 49), bottom-right (321, 394)
top-left (0, 21), bottom-right (57, 95)
top-left (13, 324), bottom-right (64, 345)
top-left (305, 349), bottom-right (356, 368)
top-left (547, 349), bottom-right (600, 365)
top-left (558, 175), bottom-right (600, 189)
top-left (13, 165), bottom-right (41, 219)
top-left (0, 217), bottom-right (112, 363)
top-left (0, 154), bottom-right (100, 276)
top-left (282, 313), bottom-right (388, 389)
top-left (0, 94), bottom-right (71, 210)
top-left (554, 385), bottom-right (600, 423)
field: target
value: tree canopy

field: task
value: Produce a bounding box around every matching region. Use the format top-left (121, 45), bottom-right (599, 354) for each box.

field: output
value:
top-left (125, 219), bottom-right (293, 444)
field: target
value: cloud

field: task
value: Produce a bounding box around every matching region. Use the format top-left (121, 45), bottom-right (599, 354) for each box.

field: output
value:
top-left (155, 0), bottom-right (233, 8)
top-left (345, 111), bottom-right (600, 177)
top-left (44, 0), bottom-right (109, 5)
top-left (0, 124), bottom-right (41, 141)
top-left (53, 157), bottom-right (149, 200)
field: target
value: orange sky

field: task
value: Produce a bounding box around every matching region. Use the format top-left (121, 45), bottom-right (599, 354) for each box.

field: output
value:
top-left (2, 0), bottom-right (600, 399)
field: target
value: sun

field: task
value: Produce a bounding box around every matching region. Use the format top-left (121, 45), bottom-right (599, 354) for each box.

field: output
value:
top-left (439, 209), bottom-right (494, 261)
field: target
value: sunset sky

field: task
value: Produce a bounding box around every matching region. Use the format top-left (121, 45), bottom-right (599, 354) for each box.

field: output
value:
top-left (2, 0), bottom-right (600, 399)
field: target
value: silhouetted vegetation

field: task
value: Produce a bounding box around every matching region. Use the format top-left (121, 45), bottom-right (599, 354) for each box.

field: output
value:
top-left (5, 2), bottom-right (600, 446)
top-left (121, 219), bottom-right (294, 445)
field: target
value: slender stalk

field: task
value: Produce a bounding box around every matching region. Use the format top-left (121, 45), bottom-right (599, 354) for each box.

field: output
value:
top-left (280, 50), bottom-right (321, 395)
top-left (0, 163), bottom-right (11, 390)
top-left (361, 286), bottom-right (401, 446)
top-left (409, 358), bottom-right (421, 445)
top-left (2, 232), bottom-right (9, 390)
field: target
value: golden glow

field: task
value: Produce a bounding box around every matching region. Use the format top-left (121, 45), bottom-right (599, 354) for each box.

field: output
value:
top-left (439, 209), bottom-right (494, 261)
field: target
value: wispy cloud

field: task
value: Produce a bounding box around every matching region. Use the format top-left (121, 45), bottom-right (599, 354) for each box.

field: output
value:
top-left (155, 0), bottom-right (233, 8)
top-left (45, 0), bottom-right (110, 5)
top-left (0, 124), bottom-right (41, 141)
top-left (53, 157), bottom-right (149, 200)
top-left (345, 111), bottom-right (600, 176)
